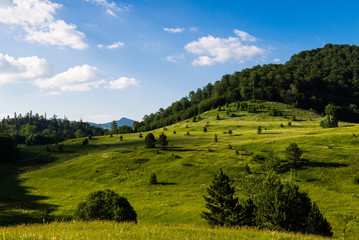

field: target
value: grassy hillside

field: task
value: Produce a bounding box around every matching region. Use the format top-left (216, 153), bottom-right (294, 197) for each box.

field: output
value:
top-left (0, 101), bottom-right (358, 238)
top-left (0, 221), bottom-right (329, 240)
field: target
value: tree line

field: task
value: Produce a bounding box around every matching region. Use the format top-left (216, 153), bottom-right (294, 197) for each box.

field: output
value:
top-left (134, 44), bottom-right (359, 131)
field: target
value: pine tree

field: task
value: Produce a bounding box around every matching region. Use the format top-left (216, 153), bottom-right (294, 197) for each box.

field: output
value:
top-left (158, 132), bottom-right (168, 149)
top-left (202, 169), bottom-right (239, 227)
top-left (285, 142), bottom-right (303, 166)
top-left (145, 133), bottom-right (156, 148)
top-left (150, 173), bottom-right (158, 184)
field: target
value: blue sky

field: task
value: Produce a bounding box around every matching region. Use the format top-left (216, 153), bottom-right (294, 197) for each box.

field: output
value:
top-left (1, 0), bottom-right (359, 123)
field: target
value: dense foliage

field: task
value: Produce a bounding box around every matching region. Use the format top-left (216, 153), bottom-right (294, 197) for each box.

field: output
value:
top-left (0, 112), bottom-right (105, 144)
top-left (0, 135), bottom-right (17, 163)
top-left (203, 171), bottom-right (332, 237)
top-left (134, 44), bottom-right (359, 131)
top-left (74, 189), bottom-right (137, 222)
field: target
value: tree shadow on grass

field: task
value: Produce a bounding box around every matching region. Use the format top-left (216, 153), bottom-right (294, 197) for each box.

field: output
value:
top-left (0, 151), bottom-right (59, 226)
top-left (278, 159), bottom-right (348, 173)
top-left (155, 182), bottom-right (178, 185)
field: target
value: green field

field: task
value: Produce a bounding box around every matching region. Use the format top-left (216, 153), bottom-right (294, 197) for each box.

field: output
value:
top-left (0, 101), bottom-right (358, 239)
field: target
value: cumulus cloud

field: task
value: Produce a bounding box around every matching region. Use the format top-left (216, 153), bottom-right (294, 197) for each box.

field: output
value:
top-left (85, 0), bottom-right (124, 17)
top-left (273, 58), bottom-right (280, 63)
top-left (0, 53), bottom-right (53, 85)
top-left (166, 54), bottom-right (185, 63)
top-left (163, 27), bottom-right (185, 33)
top-left (0, 0), bottom-right (87, 49)
top-left (107, 77), bottom-right (140, 89)
top-left (233, 29), bottom-right (257, 42)
top-left (97, 41), bottom-right (125, 49)
top-left (184, 30), bottom-right (265, 66)
top-left (35, 64), bottom-right (106, 92)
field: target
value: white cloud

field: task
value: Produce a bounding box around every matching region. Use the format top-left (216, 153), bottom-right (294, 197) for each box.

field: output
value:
top-left (107, 77), bottom-right (140, 89)
top-left (97, 41), bottom-right (125, 49)
top-left (86, 114), bottom-right (113, 123)
top-left (163, 27), bottom-right (185, 33)
top-left (35, 64), bottom-right (106, 92)
top-left (0, 0), bottom-right (87, 49)
top-left (273, 58), bottom-right (280, 63)
top-left (0, 53), bottom-right (53, 85)
top-left (233, 29), bottom-right (257, 42)
top-left (184, 30), bottom-right (265, 66)
top-left (166, 54), bottom-right (185, 63)
top-left (48, 91), bottom-right (61, 95)
top-left (85, 0), bottom-right (123, 17)
top-left (190, 27), bottom-right (198, 32)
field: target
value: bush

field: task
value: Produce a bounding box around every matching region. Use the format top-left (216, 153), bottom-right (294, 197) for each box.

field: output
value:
top-left (285, 142), bottom-right (303, 166)
top-left (214, 134), bottom-right (218, 142)
top-left (320, 115), bottom-right (338, 128)
top-left (82, 138), bottom-right (89, 145)
top-left (257, 126), bottom-right (262, 134)
top-left (150, 173), bottom-right (157, 184)
top-left (145, 133), bottom-right (156, 148)
top-left (228, 129), bottom-right (233, 135)
top-left (74, 189), bottom-right (137, 222)
top-left (203, 126), bottom-right (207, 132)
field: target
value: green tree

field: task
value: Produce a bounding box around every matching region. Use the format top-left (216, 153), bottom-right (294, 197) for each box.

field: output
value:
top-left (214, 134), bottom-right (218, 142)
top-left (320, 115), bottom-right (338, 128)
top-left (82, 138), bottom-right (89, 145)
top-left (203, 126), bottom-right (207, 132)
top-left (74, 189), bottom-right (137, 222)
top-left (285, 142), bottom-right (303, 166)
top-left (75, 129), bottom-right (85, 138)
top-left (158, 132), bottom-right (168, 149)
top-left (150, 173), bottom-right (157, 184)
top-left (111, 120), bottom-right (118, 134)
top-left (145, 133), bottom-right (156, 148)
top-left (202, 169), bottom-right (239, 227)
top-left (257, 126), bottom-right (262, 134)
top-left (21, 124), bottom-right (37, 135)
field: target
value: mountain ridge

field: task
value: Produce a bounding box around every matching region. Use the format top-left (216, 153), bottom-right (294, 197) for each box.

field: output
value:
top-left (89, 117), bottom-right (134, 129)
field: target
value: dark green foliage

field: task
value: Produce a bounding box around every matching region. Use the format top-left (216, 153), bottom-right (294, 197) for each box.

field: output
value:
top-left (324, 104), bottom-right (338, 117)
top-left (46, 145), bottom-right (50, 152)
top-left (214, 134), bottom-right (218, 142)
top-left (88, 135), bottom-right (92, 140)
top-left (0, 135), bottom-right (17, 163)
top-left (228, 129), bottom-right (233, 135)
top-left (307, 202), bottom-right (333, 237)
top-left (74, 189), bottom-right (137, 223)
top-left (186, 131), bottom-right (190, 136)
top-left (280, 123), bottom-right (284, 128)
top-left (291, 115), bottom-right (296, 121)
top-left (111, 120), bottom-right (118, 134)
top-left (110, 134), bottom-right (113, 138)
top-left (353, 177), bottom-right (359, 184)
top-left (285, 143), bottom-right (303, 166)
top-left (251, 153), bottom-right (266, 162)
top-left (253, 174), bottom-right (332, 236)
top-left (216, 114), bottom-right (220, 120)
top-left (58, 144), bottom-right (63, 153)
top-left (263, 157), bottom-right (282, 173)
top-left (173, 130), bottom-right (176, 134)
top-left (269, 106), bottom-right (279, 116)
top-left (145, 133), bottom-right (156, 148)
top-left (288, 122), bottom-right (292, 127)
top-left (257, 126), bottom-right (262, 134)
top-left (25, 134), bottom-right (60, 146)
top-left (320, 115), bottom-right (338, 128)
top-left (228, 144), bottom-right (232, 149)
top-left (203, 126), bottom-right (207, 132)
top-left (120, 136), bottom-right (123, 141)
top-left (150, 173), bottom-right (157, 184)
top-left (245, 164), bottom-right (251, 174)
top-left (139, 133), bottom-right (143, 138)
top-left (202, 170), bottom-right (240, 227)
top-left (82, 138), bottom-right (89, 146)
top-left (158, 132), bottom-right (168, 149)
top-left (192, 115), bottom-right (196, 122)
top-left (235, 150), bottom-right (239, 155)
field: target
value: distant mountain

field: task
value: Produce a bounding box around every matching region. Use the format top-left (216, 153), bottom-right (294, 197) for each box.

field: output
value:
top-left (89, 117), bottom-right (134, 130)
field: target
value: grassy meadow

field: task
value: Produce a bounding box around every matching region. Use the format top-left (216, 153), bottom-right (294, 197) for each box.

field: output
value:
top-left (0, 101), bottom-right (358, 239)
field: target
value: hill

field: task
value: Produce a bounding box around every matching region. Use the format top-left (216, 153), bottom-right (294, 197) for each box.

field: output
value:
top-left (89, 117), bottom-right (134, 130)
top-left (134, 44), bottom-right (359, 132)
top-left (0, 101), bottom-right (358, 238)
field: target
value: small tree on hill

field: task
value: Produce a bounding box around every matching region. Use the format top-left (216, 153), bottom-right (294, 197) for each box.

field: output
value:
top-left (214, 134), bottom-right (218, 142)
top-left (285, 142), bottom-right (303, 166)
top-left (203, 126), bottom-right (207, 132)
top-left (145, 133), bottom-right (156, 148)
top-left (216, 114), bottom-right (220, 120)
top-left (150, 173), bottom-right (158, 184)
top-left (320, 115), bottom-right (338, 128)
top-left (158, 132), bottom-right (168, 149)
top-left (82, 138), bottom-right (89, 146)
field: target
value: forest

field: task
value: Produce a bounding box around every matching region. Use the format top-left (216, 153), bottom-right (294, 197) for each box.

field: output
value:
top-left (134, 44), bottom-right (359, 131)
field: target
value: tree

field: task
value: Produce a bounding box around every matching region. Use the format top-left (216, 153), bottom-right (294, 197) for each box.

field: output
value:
top-left (257, 126), bottom-right (262, 134)
top-left (285, 142), bottom-right (303, 166)
top-left (216, 114), bottom-right (220, 120)
top-left (74, 189), bottom-right (137, 222)
top-left (203, 126), bottom-right (207, 132)
top-left (145, 133), bottom-right (156, 148)
top-left (202, 169), bottom-right (240, 227)
top-left (158, 132), bottom-right (168, 149)
top-left (150, 173), bottom-right (157, 184)
top-left (82, 138), bottom-right (89, 145)
top-left (228, 129), bottom-right (233, 135)
top-left (320, 115), bottom-right (338, 128)
top-left (75, 129), bottom-right (85, 138)
top-left (214, 134), bottom-right (218, 142)
top-left (111, 120), bottom-right (118, 134)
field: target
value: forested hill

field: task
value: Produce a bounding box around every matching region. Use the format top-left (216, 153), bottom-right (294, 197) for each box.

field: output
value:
top-left (134, 44), bottom-right (359, 131)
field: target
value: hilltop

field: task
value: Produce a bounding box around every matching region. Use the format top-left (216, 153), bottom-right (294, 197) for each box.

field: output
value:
top-left (0, 101), bottom-right (358, 239)
top-left (89, 117), bottom-right (134, 130)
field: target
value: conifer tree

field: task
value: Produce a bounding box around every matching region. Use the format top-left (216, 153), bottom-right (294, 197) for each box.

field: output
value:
top-left (202, 169), bottom-right (239, 227)
top-left (158, 132), bottom-right (168, 149)
top-left (285, 142), bottom-right (303, 166)
top-left (145, 133), bottom-right (156, 148)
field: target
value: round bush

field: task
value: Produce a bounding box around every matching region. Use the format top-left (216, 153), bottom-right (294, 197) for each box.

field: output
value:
top-left (74, 189), bottom-right (137, 222)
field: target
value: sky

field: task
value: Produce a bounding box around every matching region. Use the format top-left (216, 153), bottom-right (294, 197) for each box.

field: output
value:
top-left (1, 0), bottom-right (359, 123)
